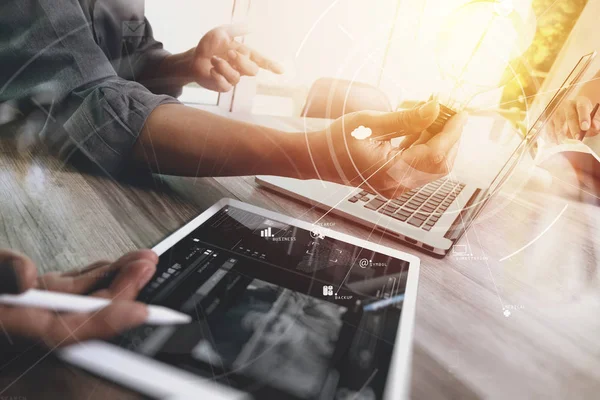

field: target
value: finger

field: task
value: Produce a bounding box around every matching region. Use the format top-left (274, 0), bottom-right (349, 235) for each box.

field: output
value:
top-left (211, 56), bottom-right (241, 85)
top-left (61, 260), bottom-right (110, 277)
top-left (0, 302), bottom-right (147, 347)
top-left (0, 250), bottom-right (38, 294)
top-left (227, 49), bottom-right (259, 76)
top-left (587, 125), bottom-right (600, 137)
top-left (234, 43), bottom-right (251, 56)
top-left (352, 100), bottom-right (440, 138)
top-left (233, 43), bottom-right (284, 74)
top-left (92, 259), bottom-right (156, 300)
top-left (250, 50), bottom-right (285, 74)
top-left (398, 133), bottom-right (421, 150)
top-left (403, 143), bottom-right (459, 178)
top-left (438, 142), bottom-right (460, 175)
top-left (369, 148), bottom-right (410, 198)
top-left (410, 130), bottom-right (435, 147)
top-left (209, 69), bottom-right (233, 92)
top-left (66, 250), bottom-right (157, 277)
top-left (424, 112), bottom-right (468, 163)
top-left (566, 103), bottom-right (581, 139)
top-left (112, 249), bottom-right (158, 266)
top-left (575, 97), bottom-right (593, 131)
top-left (390, 146), bottom-right (449, 190)
top-left (38, 250), bottom-right (157, 294)
top-left (221, 22), bottom-right (250, 38)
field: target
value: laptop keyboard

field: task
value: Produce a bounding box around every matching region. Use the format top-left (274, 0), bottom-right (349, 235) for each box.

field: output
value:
top-left (347, 178), bottom-right (465, 231)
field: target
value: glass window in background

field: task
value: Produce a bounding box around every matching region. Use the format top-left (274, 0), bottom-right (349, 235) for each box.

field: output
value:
top-left (244, 0), bottom-right (587, 122)
top-left (244, 0), bottom-right (398, 116)
top-left (381, 0), bottom-right (536, 111)
top-left (375, 0), bottom-right (589, 129)
top-left (499, 0), bottom-right (589, 134)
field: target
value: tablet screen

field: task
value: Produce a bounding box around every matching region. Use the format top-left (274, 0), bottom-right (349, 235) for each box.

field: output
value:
top-left (110, 205), bottom-right (412, 400)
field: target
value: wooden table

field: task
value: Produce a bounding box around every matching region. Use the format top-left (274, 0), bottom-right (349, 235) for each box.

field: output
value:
top-left (1, 111), bottom-right (599, 399)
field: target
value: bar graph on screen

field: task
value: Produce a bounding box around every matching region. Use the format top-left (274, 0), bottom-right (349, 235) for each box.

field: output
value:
top-left (260, 227), bottom-right (274, 238)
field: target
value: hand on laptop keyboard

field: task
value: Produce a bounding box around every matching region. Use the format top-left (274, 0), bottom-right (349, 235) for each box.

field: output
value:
top-left (306, 101), bottom-right (468, 199)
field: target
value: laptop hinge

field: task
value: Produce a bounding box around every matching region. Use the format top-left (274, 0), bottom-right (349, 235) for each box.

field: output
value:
top-left (444, 188), bottom-right (484, 241)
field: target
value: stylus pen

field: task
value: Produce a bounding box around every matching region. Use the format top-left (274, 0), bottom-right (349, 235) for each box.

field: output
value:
top-left (0, 289), bottom-right (192, 325)
top-left (363, 294), bottom-right (405, 312)
top-left (578, 103), bottom-right (600, 141)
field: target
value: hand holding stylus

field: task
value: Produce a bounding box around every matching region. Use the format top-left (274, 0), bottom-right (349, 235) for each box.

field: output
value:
top-left (0, 249), bottom-right (158, 348)
top-left (546, 96), bottom-right (600, 143)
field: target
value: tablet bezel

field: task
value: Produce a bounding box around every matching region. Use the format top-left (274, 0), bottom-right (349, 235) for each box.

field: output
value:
top-left (59, 198), bottom-right (420, 400)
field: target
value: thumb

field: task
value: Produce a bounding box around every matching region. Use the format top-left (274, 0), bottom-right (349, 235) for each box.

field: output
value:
top-left (359, 100), bottom-right (440, 138)
top-left (0, 250), bottom-right (38, 294)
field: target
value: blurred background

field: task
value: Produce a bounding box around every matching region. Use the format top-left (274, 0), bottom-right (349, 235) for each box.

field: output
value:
top-left (146, 0), bottom-right (596, 129)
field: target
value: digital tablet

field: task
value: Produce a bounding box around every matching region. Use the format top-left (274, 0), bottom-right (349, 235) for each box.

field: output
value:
top-left (60, 198), bottom-right (420, 400)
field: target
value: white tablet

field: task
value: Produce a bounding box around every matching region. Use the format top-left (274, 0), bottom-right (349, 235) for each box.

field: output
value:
top-left (60, 198), bottom-right (420, 400)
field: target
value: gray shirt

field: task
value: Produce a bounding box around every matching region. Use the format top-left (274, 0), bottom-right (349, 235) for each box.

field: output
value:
top-left (0, 0), bottom-right (182, 174)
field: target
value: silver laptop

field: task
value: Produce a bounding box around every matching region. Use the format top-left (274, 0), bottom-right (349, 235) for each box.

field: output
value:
top-left (257, 53), bottom-right (596, 257)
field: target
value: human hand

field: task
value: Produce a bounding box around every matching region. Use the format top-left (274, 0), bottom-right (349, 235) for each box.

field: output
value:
top-left (0, 249), bottom-right (157, 348)
top-left (545, 96), bottom-right (600, 143)
top-left (191, 24), bottom-right (284, 92)
top-left (308, 100), bottom-right (468, 198)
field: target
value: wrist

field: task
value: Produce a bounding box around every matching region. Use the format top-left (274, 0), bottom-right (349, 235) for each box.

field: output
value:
top-left (289, 129), bottom-right (338, 182)
top-left (157, 49), bottom-right (195, 87)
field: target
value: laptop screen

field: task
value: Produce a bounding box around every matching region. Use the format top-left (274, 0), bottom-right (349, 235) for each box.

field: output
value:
top-left (484, 52), bottom-right (596, 199)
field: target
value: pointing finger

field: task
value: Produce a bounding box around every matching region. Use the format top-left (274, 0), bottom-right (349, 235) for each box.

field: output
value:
top-left (250, 49), bottom-right (285, 74)
top-left (233, 43), bottom-right (284, 74)
top-left (227, 49), bottom-right (259, 76)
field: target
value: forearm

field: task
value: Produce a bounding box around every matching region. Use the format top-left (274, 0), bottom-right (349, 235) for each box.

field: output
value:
top-left (131, 104), bottom-right (324, 179)
top-left (141, 49), bottom-right (195, 90)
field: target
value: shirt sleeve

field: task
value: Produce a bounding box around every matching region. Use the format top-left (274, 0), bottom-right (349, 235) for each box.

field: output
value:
top-left (119, 18), bottom-right (184, 98)
top-left (89, 0), bottom-right (183, 99)
top-left (47, 78), bottom-right (180, 175)
top-left (0, 0), bottom-right (180, 175)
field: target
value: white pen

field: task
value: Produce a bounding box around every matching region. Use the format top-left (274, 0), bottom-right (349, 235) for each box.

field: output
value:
top-left (363, 294), bottom-right (405, 312)
top-left (0, 289), bottom-right (191, 325)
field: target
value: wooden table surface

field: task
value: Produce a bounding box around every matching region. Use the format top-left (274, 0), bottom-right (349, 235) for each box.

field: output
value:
top-left (1, 111), bottom-right (599, 400)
